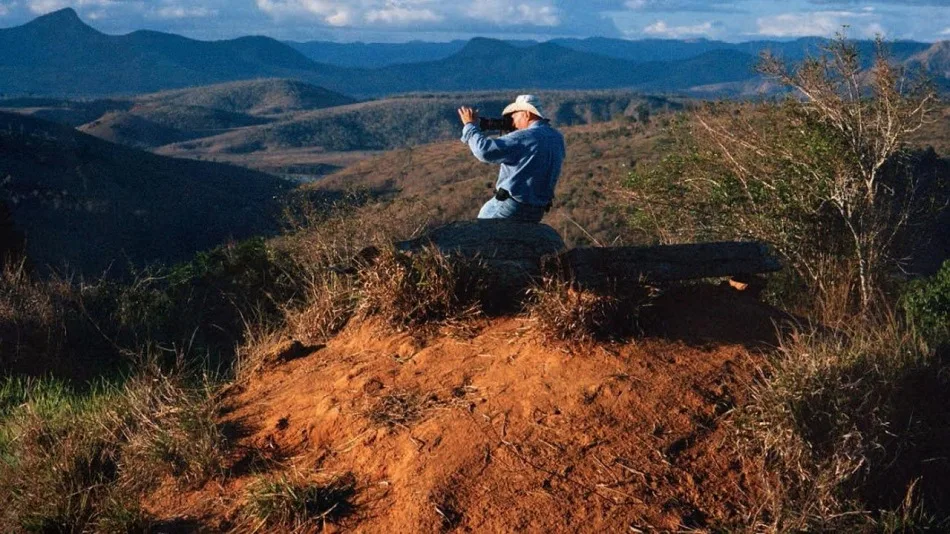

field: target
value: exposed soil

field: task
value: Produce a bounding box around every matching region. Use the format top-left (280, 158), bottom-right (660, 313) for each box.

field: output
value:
top-left (146, 284), bottom-right (789, 532)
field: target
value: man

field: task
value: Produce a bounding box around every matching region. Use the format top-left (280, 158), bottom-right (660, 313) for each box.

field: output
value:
top-left (458, 94), bottom-right (565, 223)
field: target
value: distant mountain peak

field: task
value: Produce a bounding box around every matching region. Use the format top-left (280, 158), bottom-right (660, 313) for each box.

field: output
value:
top-left (906, 40), bottom-right (950, 77)
top-left (33, 7), bottom-right (81, 24)
top-left (25, 7), bottom-right (98, 34)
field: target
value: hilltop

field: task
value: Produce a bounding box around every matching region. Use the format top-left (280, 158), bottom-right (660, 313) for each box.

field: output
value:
top-left (144, 287), bottom-right (789, 531)
top-left (134, 79), bottom-right (357, 116)
top-left (13, 79), bottom-right (355, 149)
top-left (0, 111), bottom-right (290, 276)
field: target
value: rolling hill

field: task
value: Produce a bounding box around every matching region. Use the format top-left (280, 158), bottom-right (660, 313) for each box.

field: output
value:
top-left (0, 111), bottom-right (292, 276)
top-left (288, 36), bottom-right (933, 68)
top-left (62, 79), bottom-right (351, 148)
top-left (551, 36), bottom-right (932, 65)
top-left (907, 41), bottom-right (950, 90)
top-left (134, 79), bottom-right (357, 116)
top-left (77, 111), bottom-right (191, 149)
top-left (155, 91), bottom-right (682, 157)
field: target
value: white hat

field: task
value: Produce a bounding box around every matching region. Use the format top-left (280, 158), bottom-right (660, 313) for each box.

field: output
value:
top-left (502, 94), bottom-right (547, 119)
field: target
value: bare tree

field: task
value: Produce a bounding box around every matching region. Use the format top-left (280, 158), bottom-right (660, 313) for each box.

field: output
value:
top-left (756, 35), bottom-right (936, 307)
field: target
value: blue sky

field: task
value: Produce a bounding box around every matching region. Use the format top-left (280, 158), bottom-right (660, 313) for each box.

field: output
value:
top-left (0, 0), bottom-right (947, 43)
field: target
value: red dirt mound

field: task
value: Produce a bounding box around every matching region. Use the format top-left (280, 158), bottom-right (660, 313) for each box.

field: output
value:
top-left (148, 284), bottom-right (786, 532)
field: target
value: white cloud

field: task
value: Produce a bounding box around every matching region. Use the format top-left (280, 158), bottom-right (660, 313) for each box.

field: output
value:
top-left (27, 0), bottom-right (68, 12)
top-left (254, 0), bottom-right (562, 28)
top-left (0, 2), bottom-right (12, 17)
top-left (365, 6), bottom-right (441, 24)
top-left (941, 27), bottom-right (950, 35)
top-left (642, 19), bottom-right (719, 38)
top-left (623, 0), bottom-right (737, 13)
top-left (756, 10), bottom-right (885, 38)
top-left (255, 0), bottom-right (354, 26)
top-left (364, 1), bottom-right (442, 25)
top-left (864, 22), bottom-right (886, 37)
top-left (154, 6), bottom-right (216, 19)
top-left (26, 0), bottom-right (114, 15)
top-left (465, 0), bottom-right (560, 26)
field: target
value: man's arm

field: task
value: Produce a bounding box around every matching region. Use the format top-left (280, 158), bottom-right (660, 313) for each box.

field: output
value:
top-left (458, 106), bottom-right (522, 165)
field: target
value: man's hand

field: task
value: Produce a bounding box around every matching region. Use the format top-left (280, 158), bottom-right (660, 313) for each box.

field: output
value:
top-left (458, 106), bottom-right (479, 126)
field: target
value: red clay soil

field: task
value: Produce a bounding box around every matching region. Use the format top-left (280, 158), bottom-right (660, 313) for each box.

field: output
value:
top-left (147, 284), bottom-right (789, 532)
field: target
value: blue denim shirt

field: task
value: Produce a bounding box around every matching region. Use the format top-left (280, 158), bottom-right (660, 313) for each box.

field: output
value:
top-left (461, 120), bottom-right (565, 207)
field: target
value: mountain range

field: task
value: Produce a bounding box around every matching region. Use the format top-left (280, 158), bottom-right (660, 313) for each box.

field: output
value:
top-left (287, 35), bottom-right (932, 69)
top-left (2, 9), bottom-right (947, 98)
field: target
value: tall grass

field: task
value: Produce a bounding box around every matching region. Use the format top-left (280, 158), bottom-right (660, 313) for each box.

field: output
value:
top-left (358, 246), bottom-right (490, 330)
top-left (0, 365), bottom-right (228, 532)
top-left (739, 310), bottom-right (950, 531)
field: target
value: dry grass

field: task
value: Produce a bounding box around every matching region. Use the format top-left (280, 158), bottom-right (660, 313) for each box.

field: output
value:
top-left (358, 246), bottom-right (490, 331)
top-left (738, 311), bottom-right (950, 531)
top-left (285, 271), bottom-right (359, 345)
top-left (240, 472), bottom-right (359, 532)
top-left (526, 275), bottom-right (650, 345)
top-left (0, 260), bottom-right (73, 371)
top-left (365, 389), bottom-right (433, 429)
top-left (111, 370), bottom-right (226, 490)
top-left (279, 195), bottom-right (432, 271)
top-left (0, 365), bottom-right (228, 531)
top-left (364, 386), bottom-right (472, 430)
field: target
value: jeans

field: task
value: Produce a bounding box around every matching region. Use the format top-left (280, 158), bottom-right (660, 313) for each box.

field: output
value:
top-left (477, 197), bottom-right (546, 223)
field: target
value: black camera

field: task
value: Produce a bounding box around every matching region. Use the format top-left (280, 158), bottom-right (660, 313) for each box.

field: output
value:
top-left (479, 116), bottom-right (514, 133)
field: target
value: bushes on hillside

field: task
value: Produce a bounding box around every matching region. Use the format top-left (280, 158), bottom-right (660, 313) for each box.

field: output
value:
top-left (1, 235), bottom-right (304, 382)
top-left (903, 260), bottom-right (950, 349)
top-left (625, 36), bottom-right (944, 312)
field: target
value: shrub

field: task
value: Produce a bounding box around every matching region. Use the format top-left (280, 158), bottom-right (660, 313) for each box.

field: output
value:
top-left (358, 246), bottom-right (490, 330)
top-left (76, 237), bottom-right (301, 372)
top-left (111, 371), bottom-right (226, 490)
top-left (903, 260), bottom-right (950, 349)
top-left (1, 237), bottom-right (303, 380)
